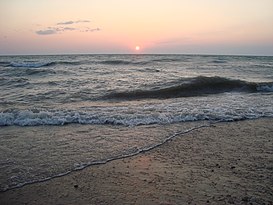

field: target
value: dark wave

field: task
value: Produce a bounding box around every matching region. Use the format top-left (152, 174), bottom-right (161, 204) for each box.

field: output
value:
top-left (25, 68), bottom-right (56, 75)
top-left (0, 61), bottom-right (10, 66)
top-left (7, 58), bottom-right (182, 68)
top-left (8, 61), bottom-right (82, 68)
top-left (151, 56), bottom-right (190, 63)
top-left (100, 59), bottom-right (149, 65)
top-left (210, 60), bottom-right (227, 64)
top-left (9, 60), bottom-right (146, 67)
top-left (100, 60), bottom-right (132, 65)
top-left (0, 77), bottom-right (29, 87)
top-left (56, 61), bottom-right (82, 66)
top-left (9, 62), bottom-right (56, 68)
top-left (99, 58), bottom-right (185, 65)
top-left (104, 76), bottom-right (273, 100)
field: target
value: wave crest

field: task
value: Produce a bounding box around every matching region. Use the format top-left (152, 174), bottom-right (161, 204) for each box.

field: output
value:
top-left (104, 76), bottom-right (273, 100)
top-left (9, 62), bottom-right (55, 68)
top-left (8, 61), bottom-right (83, 68)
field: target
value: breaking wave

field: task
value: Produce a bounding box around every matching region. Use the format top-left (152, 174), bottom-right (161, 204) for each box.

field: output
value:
top-left (9, 62), bottom-right (56, 68)
top-left (1, 100), bottom-right (273, 127)
top-left (7, 61), bottom-right (82, 68)
top-left (104, 76), bottom-right (273, 100)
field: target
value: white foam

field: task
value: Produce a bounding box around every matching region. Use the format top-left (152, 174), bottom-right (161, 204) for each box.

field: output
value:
top-left (1, 99), bottom-right (273, 127)
top-left (10, 62), bottom-right (52, 68)
top-left (257, 84), bottom-right (273, 92)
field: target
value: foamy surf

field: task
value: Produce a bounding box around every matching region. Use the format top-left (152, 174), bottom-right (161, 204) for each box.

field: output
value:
top-left (1, 92), bottom-right (273, 127)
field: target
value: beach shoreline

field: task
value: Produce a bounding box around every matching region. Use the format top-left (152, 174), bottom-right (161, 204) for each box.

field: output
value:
top-left (1, 118), bottom-right (273, 205)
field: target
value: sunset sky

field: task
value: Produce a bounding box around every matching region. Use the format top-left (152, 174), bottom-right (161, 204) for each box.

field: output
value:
top-left (1, 0), bottom-right (273, 55)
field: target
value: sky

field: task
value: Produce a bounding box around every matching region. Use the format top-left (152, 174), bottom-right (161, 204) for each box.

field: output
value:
top-left (1, 0), bottom-right (273, 55)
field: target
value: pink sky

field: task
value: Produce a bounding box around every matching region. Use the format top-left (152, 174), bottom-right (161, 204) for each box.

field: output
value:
top-left (1, 0), bottom-right (273, 55)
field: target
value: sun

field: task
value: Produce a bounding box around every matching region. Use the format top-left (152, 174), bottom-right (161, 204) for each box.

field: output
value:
top-left (135, 46), bottom-right (140, 51)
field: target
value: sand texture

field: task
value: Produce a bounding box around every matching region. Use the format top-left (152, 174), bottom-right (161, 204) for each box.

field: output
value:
top-left (0, 118), bottom-right (273, 205)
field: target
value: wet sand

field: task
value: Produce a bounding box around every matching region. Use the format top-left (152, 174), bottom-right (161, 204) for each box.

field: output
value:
top-left (1, 118), bottom-right (273, 205)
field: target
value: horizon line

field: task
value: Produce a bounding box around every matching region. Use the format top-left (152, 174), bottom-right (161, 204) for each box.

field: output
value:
top-left (1, 53), bottom-right (272, 57)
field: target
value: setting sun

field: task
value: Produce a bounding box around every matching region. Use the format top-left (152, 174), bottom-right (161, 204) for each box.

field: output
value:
top-left (135, 46), bottom-right (140, 51)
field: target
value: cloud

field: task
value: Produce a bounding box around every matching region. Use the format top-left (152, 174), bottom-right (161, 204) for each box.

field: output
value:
top-left (36, 20), bottom-right (100, 35)
top-left (90, 28), bottom-right (100, 32)
top-left (61, 27), bottom-right (76, 31)
top-left (57, 21), bottom-right (74, 25)
top-left (76, 20), bottom-right (90, 23)
top-left (57, 20), bottom-right (90, 25)
top-left (81, 28), bottom-right (101, 32)
top-left (36, 29), bottom-right (57, 35)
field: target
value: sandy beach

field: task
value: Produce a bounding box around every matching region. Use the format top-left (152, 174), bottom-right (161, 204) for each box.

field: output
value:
top-left (1, 118), bottom-right (272, 205)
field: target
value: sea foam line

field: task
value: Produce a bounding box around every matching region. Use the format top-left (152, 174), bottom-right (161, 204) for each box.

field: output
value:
top-left (0, 122), bottom-right (212, 193)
